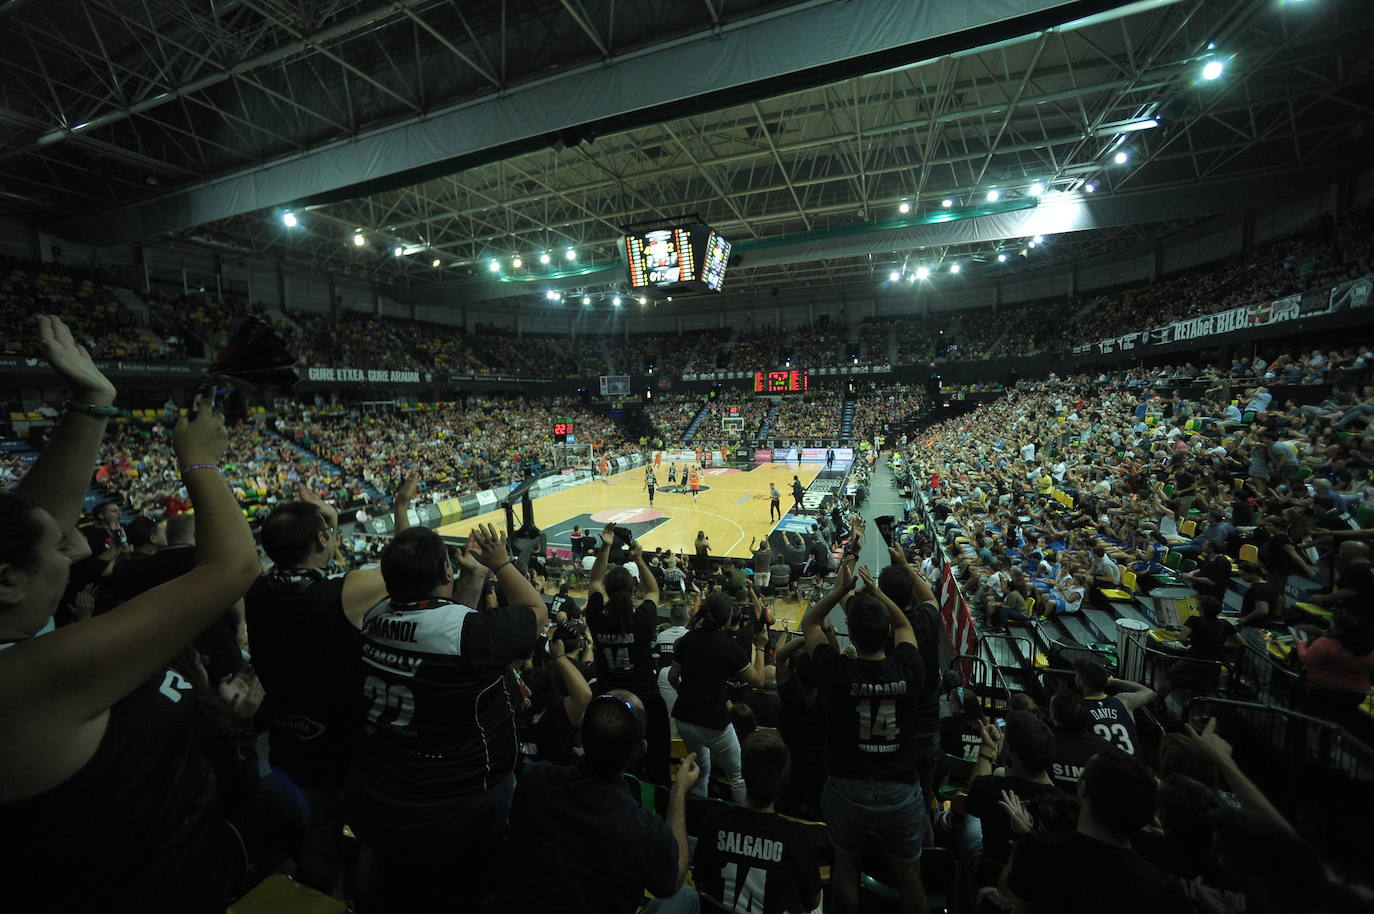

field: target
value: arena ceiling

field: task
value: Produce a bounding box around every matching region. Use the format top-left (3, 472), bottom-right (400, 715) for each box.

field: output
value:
top-left (2, 0), bottom-right (1372, 309)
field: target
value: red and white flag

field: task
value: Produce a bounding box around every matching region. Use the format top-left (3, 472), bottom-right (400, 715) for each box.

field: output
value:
top-left (938, 563), bottom-right (979, 671)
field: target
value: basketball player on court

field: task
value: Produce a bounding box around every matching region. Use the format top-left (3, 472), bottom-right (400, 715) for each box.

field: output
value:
top-left (645, 466), bottom-right (657, 506)
top-left (599, 456), bottom-right (611, 482)
top-left (770, 482), bottom-right (782, 521)
top-left (688, 465), bottom-right (701, 503)
top-left (1073, 656), bottom-right (1155, 758)
top-left (668, 463), bottom-right (677, 485)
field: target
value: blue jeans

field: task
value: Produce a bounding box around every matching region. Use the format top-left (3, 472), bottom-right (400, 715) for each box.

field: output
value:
top-left (675, 719), bottom-right (746, 805)
top-left (821, 776), bottom-right (926, 863)
top-left (641, 884), bottom-right (700, 914)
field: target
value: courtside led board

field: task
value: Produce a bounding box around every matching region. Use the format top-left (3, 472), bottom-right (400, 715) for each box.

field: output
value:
top-left (754, 370), bottom-right (808, 393)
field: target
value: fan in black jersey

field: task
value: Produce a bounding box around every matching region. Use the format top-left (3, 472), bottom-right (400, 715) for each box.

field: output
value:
top-left (518, 625), bottom-right (594, 765)
top-left (800, 557), bottom-right (928, 914)
top-left (1073, 656), bottom-right (1155, 758)
top-left (585, 523), bottom-right (671, 784)
top-left (244, 477), bottom-right (408, 892)
top-left (344, 522), bottom-right (546, 912)
top-left (693, 729), bottom-right (824, 914)
top-left (1048, 690), bottom-right (1113, 794)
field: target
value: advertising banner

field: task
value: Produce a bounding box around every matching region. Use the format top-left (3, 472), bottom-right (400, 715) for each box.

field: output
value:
top-left (305, 366), bottom-right (431, 385)
top-left (1072, 275), bottom-right (1369, 357)
top-left (754, 449), bottom-right (774, 463)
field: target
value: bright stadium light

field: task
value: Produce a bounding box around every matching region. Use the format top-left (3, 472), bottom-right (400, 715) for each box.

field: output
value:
top-left (1202, 59), bottom-right (1224, 80)
top-left (539, 252), bottom-right (551, 265)
top-left (1028, 240), bottom-right (1037, 248)
top-left (1029, 182), bottom-right (1045, 196)
top-left (1114, 151), bottom-right (1129, 164)
top-left (282, 211), bottom-right (298, 228)
top-left (352, 232), bottom-right (366, 247)
top-left (613, 296), bottom-right (622, 306)
top-left (545, 290), bottom-right (560, 301)
top-left (639, 297), bottom-right (647, 305)
top-left (915, 266), bottom-right (930, 280)
top-left (986, 189), bottom-right (1000, 202)
top-left (582, 295), bottom-right (591, 305)
top-left (512, 256), bottom-right (522, 269)
top-left (888, 271), bottom-right (900, 282)
top-left (1085, 182), bottom-right (1096, 193)
top-left (393, 246), bottom-right (404, 257)
top-left (942, 198), bottom-right (953, 208)
top-left (488, 261), bottom-right (501, 272)
top-left (432, 259), bottom-right (441, 268)
top-left (997, 252), bottom-right (1008, 262)
top-left (898, 201), bottom-right (911, 214)
top-left (566, 249), bottom-right (578, 261)
top-left (1033, 234), bottom-right (1044, 244)
top-left (949, 263), bottom-right (960, 274)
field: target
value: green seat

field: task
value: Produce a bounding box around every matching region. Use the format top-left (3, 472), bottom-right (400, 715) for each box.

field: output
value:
top-left (1180, 558), bottom-right (1198, 574)
top-left (1162, 483), bottom-right (1176, 498)
top-left (1296, 467), bottom-right (1314, 481)
top-left (1357, 504), bottom-right (1374, 529)
top-left (1241, 410), bottom-right (1257, 424)
top-left (938, 754), bottom-right (977, 800)
top-left (1164, 551), bottom-right (1183, 571)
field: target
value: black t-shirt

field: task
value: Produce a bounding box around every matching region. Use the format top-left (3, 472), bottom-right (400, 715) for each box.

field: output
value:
top-left (0, 666), bottom-right (229, 913)
top-left (1185, 614), bottom-right (1234, 660)
top-left (812, 641), bottom-right (923, 782)
top-left (519, 700), bottom-right (577, 767)
top-left (1083, 695), bottom-right (1141, 757)
top-left (500, 764), bottom-right (678, 914)
top-left (352, 597), bottom-right (537, 816)
top-left (1006, 830), bottom-right (1190, 914)
top-left (550, 592), bottom-right (581, 621)
top-left (585, 593), bottom-right (659, 692)
top-left (245, 570), bottom-right (362, 788)
top-left (965, 775), bottom-right (1062, 882)
top-left (791, 480), bottom-right (804, 501)
top-left (692, 805), bottom-right (823, 914)
top-left (672, 629), bottom-right (751, 730)
top-left (1049, 727), bottom-right (1112, 794)
top-left (1240, 581), bottom-right (1281, 627)
top-left (1335, 565), bottom-right (1374, 618)
top-left (1194, 555), bottom-right (1232, 599)
top-left (735, 687), bottom-right (782, 729)
top-left (939, 714), bottom-right (984, 761)
top-left (905, 602), bottom-right (942, 739)
top-left (1261, 532), bottom-right (1300, 577)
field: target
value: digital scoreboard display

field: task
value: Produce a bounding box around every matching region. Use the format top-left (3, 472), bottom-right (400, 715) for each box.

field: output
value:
top-left (553, 419), bottom-right (575, 441)
top-left (701, 231), bottom-right (731, 291)
top-left (754, 370), bottom-right (809, 393)
top-left (622, 224), bottom-right (730, 293)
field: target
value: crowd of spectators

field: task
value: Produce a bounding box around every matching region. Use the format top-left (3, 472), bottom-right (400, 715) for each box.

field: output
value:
top-left (851, 386), bottom-right (927, 441)
top-left (6, 315), bottom-right (1374, 914)
top-left (768, 390), bottom-right (844, 439)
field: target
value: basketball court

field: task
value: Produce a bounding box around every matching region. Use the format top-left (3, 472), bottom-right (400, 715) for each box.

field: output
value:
top-left (436, 460), bottom-right (826, 559)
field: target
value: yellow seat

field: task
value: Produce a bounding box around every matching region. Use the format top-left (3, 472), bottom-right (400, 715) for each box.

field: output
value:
top-left (1101, 571), bottom-right (1136, 602)
top-left (228, 874), bottom-right (345, 914)
top-left (8, 412), bottom-right (23, 422)
top-left (1239, 544), bottom-right (1259, 564)
top-left (1033, 652), bottom-right (1049, 670)
top-left (1179, 520), bottom-right (1197, 538)
top-left (1294, 601), bottom-right (1333, 620)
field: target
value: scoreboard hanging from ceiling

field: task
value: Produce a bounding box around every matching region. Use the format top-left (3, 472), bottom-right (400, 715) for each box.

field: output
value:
top-left (622, 224), bottom-right (731, 294)
top-left (754, 370), bottom-right (809, 393)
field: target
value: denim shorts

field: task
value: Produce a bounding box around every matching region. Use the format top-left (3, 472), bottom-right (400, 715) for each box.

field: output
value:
top-left (821, 775), bottom-right (925, 863)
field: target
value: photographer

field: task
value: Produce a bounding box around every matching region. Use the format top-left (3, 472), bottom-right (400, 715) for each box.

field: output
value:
top-left (585, 523), bottom-right (670, 785)
top-left (518, 622), bottom-right (594, 765)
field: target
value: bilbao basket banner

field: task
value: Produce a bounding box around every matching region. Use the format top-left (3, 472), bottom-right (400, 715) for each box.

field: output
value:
top-left (1072, 275), bottom-right (1371, 357)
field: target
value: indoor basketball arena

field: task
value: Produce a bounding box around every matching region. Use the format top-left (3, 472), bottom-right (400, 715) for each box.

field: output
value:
top-left (2, 0), bottom-right (1373, 911)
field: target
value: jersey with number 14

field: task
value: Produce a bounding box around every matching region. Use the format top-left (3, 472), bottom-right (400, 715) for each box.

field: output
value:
top-left (352, 597), bottom-right (537, 806)
top-left (811, 641), bottom-right (923, 783)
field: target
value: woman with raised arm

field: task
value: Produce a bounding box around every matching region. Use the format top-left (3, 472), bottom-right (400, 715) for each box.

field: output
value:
top-left (0, 317), bottom-right (262, 913)
top-left (584, 523), bottom-right (671, 784)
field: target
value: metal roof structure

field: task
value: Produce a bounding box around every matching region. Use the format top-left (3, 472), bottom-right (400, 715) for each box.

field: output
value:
top-left (2, 0), bottom-right (1371, 311)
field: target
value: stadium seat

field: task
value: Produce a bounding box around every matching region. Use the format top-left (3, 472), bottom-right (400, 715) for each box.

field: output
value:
top-left (1239, 544), bottom-right (1259, 564)
top-left (1164, 551), bottom-right (1182, 571)
top-left (1179, 519), bottom-right (1197, 538)
top-left (1101, 570), bottom-right (1136, 602)
top-left (228, 875), bottom-right (345, 914)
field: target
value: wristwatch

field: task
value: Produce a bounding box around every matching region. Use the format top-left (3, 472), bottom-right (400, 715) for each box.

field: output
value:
top-left (64, 399), bottom-right (121, 418)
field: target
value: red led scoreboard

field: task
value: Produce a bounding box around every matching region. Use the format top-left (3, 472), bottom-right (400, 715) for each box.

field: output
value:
top-left (553, 419), bottom-right (575, 442)
top-left (754, 369), bottom-right (808, 393)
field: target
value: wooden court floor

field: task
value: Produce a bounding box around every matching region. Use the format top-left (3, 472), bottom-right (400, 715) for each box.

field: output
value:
top-left (436, 461), bottom-right (822, 559)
